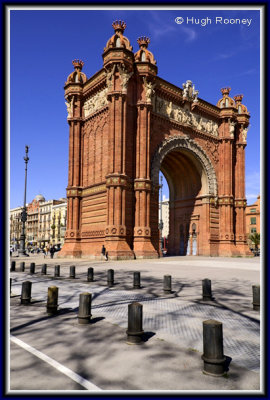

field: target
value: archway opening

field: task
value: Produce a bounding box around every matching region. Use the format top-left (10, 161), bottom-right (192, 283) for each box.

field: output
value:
top-left (158, 148), bottom-right (207, 256)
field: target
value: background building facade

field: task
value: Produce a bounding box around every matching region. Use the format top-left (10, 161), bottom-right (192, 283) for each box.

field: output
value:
top-left (51, 200), bottom-right (67, 247)
top-left (10, 195), bottom-right (67, 249)
top-left (245, 195), bottom-right (260, 249)
top-left (10, 206), bottom-right (24, 249)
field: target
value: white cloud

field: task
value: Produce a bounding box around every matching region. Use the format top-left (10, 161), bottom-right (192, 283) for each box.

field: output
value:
top-left (146, 12), bottom-right (196, 43)
top-left (213, 52), bottom-right (235, 61)
top-left (180, 26), bottom-right (197, 43)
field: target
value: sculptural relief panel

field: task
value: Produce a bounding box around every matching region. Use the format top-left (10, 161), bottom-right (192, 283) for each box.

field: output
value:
top-left (83, 88), bottom-right (108, 118)
top-left (153, 96), bottom-right (219, 137)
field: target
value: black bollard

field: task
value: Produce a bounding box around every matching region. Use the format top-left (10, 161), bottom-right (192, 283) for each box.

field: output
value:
top-left (252, 285), bottom-right (260, 311)
top-left (202, 279), bottom-right (212, 301)
top-left (78, 293), bottom-right (92, 324)
top-left (10, 278), bottom-right (12, 295)
top-left (70, 266), bottom-right (76, 279)
top-left (87, 267), bottom-right (94, 282)
top-left (10, 261), bottom-right (16, 272)
top-left (21, 281), bottom-right (32, 304)
top-left (126, 302), bottom-right (144, 345)
top-left (107, 269), bottom-right (114, 287)
top-left (19, 262), bottom-right (25, 272)
top-left (201, 319), bottom-right (226, 376)
top-left (47, 286), bottom-right (58, 315)
top-left (163, 275), bottom-right (172, 294)
top-left (30, 263), bottom-right (35, 274)
top-left (41, 264), bottom-right (47, 275)
top-left (54, 265), bottom-right (60, 277)
top-left (133, 272), bottom-right (141, 289)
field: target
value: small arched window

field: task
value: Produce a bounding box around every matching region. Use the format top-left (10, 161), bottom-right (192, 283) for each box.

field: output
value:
top-left (115, 37), bottom-right (121, 47)
top-left (238, 105), bottom-right (242, 114)
top-left (141, 51), bottom-right (146, 61)
top-left (225, 98), bottom-right (229, 107)
top-left (192, 223), bottom-right (196, 233)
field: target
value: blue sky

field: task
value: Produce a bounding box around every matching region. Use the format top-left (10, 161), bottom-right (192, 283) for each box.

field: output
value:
top-left (9, 7), bottom-right (261, 209)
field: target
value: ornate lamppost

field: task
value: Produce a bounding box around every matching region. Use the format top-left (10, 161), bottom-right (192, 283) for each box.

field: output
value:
top-left (18, 145), bottom-right (30, 257)
top-left (159, 174), bottom-right (164, 252)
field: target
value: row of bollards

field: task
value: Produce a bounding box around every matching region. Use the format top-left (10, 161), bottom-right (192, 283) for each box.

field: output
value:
top-left (10, 261), bottom-right (260, 310)
top-left (13, 276), bottom-right (257, 378)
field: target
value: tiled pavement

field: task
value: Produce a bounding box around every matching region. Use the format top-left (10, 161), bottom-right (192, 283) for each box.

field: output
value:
top-left (10, 269), bottom-right (260, 374)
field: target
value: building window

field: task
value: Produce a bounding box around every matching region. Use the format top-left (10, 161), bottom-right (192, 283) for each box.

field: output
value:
top-left (250, 228), bottom-right (257, 233)
top-left (250, 217), bottom-right (256, 225)
top-left (250, 208), bottom-right (256, 213)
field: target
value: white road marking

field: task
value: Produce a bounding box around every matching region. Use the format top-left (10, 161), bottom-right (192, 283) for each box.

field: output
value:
top-left (10, 335), bottom-right (102, 391)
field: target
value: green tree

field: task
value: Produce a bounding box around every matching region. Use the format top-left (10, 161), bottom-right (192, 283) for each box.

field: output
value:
top-left (249, 233), bottom-right (260, 250)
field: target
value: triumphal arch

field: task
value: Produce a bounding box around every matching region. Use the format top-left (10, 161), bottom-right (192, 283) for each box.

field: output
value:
top-left (59, 21), bottom-right (251, 259)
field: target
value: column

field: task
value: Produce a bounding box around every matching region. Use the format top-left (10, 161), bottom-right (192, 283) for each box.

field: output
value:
top-left (105, 84), bottom-right (134, 259)
top-left (133, 102), bottom-right (158, 258)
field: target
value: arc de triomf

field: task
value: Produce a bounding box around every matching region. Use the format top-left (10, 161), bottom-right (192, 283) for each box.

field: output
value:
top-left (59, 21), bottom-right (251, 260)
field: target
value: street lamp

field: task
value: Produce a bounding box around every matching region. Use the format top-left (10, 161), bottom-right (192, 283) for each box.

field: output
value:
top-left (18, 145), bottom-right (30, 257)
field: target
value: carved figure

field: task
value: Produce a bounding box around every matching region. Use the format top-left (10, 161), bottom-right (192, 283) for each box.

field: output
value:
top-left (229, 121), bottom-right (236, 138)
top-left (242, 127), bottom-right (248, 142)
top-left (106, 65), bottom-right (116, 91)
top-left (193, 89), bottom-right (199, 103)
top-left (118, 64), bottom-right (133, 91)
top-left (143, 77), bottom-right (155, 103)
top-left (213, 123), bottom-right (219, 137)
top-left (65, 96), bottom-right (74, 118)
top-left (166, 101), bottom-right (173, 118)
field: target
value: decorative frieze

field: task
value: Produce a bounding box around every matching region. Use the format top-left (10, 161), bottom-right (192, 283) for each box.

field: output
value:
top-left (153, 95), bottom-right (219, 137)
top-left (105, 225), bottom-right (126, 236)
top-left (106, 175), bottom-right (130, 188)
top-left (234, 200), bottom-right (247, 207)
top-left (67, 188), bottom-right (82, 197)
top-left (134, 180), bottom-right (151, 191)
top-left (81, 230), bottom-right (104, 237)
top-left (134, 227), bottom-right (151, 237)
top-left (83, 185), bottom-right (106, 196)
top-left (83, 88), bottom-right (108, 118)
top-left (218, 197), bottom-right (234, 205)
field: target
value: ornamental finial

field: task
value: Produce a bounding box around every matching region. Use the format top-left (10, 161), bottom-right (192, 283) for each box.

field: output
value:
top-left (137, 36), bottom-right (150, 48)
top-left (72, 59), bottom-right (84, 70)
top-left (112, 20), bottom-right (126, 33)
top-left (221, 87), bottom-right (231, 96)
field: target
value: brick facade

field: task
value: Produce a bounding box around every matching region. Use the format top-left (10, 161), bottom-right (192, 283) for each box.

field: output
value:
top-left (59, 21), bottom-right (251, 260)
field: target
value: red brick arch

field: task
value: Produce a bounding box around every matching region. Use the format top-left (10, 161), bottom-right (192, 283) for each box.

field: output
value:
top-left (59, 21), bottom-right (252, 260)
top-left (151, 135), bottom-right (218, 197)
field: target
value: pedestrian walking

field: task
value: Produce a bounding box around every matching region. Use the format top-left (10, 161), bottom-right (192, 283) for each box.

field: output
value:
top-left (101, 245), bottom-right (108, 260)
top-left (49, 246), bottom-right (55, 259)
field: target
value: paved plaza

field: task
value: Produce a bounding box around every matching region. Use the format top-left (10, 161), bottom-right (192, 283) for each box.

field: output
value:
top-left (9, 254), bottom-right (262, 393)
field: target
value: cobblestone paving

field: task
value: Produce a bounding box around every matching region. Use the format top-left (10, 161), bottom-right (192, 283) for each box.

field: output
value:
top-left (10, 273), bottom-right (260, 373)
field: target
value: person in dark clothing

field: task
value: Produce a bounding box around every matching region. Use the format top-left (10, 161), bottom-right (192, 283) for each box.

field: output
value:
top-left (49, 246), bottom-right (55, 259)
